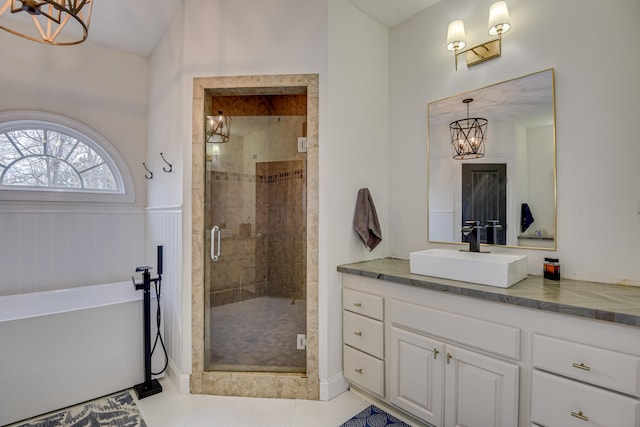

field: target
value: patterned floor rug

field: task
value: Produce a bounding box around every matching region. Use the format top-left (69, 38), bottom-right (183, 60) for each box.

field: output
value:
top-left (11, 390), bottom-right (146, 427)
top-left (340, 404), bottom-right (412, 427)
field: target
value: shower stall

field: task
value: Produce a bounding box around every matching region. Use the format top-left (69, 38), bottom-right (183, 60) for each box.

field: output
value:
top-left (203, 93), bottom-right (307, 374)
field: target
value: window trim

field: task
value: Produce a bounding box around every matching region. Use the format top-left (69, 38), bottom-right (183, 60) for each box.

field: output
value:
top-left (0, 110), bottom-right (135, 203)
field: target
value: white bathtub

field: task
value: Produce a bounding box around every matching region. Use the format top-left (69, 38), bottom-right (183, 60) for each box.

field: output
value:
top-left (0, 282), bottom-right (147, 426)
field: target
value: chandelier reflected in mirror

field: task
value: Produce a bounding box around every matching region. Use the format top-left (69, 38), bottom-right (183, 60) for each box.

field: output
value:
top-left (449, 98), bottom-right (487, 160)
top-left (0, 0), bottom-right (93, 45)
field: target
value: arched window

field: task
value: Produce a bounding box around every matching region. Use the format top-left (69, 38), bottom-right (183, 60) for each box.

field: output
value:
top-left (0, 111), bottom-right (134, 202)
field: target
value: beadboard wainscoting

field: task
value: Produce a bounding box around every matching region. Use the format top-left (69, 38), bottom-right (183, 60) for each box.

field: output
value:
top-left (0, 203), bottom-right (146, 297)
top-left (146, 206), bottom-right (188, 391)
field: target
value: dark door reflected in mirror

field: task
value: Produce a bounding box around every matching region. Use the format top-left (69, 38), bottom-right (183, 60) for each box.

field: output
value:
top-left (462, 163), bottom-right (507, 245)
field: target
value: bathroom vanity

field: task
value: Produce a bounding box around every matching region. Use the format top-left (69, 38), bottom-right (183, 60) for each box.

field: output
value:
top-left (338, 258), bottom-right (640, 427)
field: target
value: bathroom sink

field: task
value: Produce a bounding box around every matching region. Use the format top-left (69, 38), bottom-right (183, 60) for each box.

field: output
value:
top-left (409, 249), bottom-right (528, 288)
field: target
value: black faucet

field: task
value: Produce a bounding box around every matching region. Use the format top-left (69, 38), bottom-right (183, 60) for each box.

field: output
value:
top-left (485, 220), bottom-right (503, 244)
top-left (461, 220), bottom-right (482, 252)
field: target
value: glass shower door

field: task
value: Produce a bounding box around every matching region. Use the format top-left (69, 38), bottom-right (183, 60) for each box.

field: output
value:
top-left (204, 113), bottom-right (307, 373)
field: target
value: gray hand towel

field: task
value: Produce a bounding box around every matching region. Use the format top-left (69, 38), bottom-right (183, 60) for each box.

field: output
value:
top-left (353, 188), bottom-right (382, 251)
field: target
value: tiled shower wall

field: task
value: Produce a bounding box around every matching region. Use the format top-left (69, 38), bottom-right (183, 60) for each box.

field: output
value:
top-left (206, 169), bottom-right (264, 306)
top-left (205, 115), bottom-right (306, 307)
top-left (257, 160), bottom-right (306, 300)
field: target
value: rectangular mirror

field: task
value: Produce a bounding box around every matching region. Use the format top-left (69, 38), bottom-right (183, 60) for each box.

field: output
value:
top-left (428, 69), bottom-right (556, 250)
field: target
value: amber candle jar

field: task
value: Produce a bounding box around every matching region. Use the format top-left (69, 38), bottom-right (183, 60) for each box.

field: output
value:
top-left (543, 257), bottom-right (560, 280)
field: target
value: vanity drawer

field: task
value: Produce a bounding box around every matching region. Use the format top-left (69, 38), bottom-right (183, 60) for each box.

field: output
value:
top-left (533, 334), bottom-right (640, 397)
top-left (343, 310), bottom-right (384, 359)
top-left (343, 288), bottom-right (383, 320)
top-left (531, 370), bottom-right (640, 427)
top-left (390, 299), bottom-right (520, 360)
top-left (344, 344), bottom-right (384, 397)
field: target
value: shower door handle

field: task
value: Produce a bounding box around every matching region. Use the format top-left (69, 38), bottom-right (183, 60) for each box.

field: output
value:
top-left (211, 226), bottom-right (220, 262)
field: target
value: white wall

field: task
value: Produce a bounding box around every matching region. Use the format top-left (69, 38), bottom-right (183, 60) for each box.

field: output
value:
top-left (0, 31), bottom-right (149, 295)
top-left (147, 2), bottom-right (189, 388)
top-left (326, 0), bottom-right (389, 397)
top-left (147, 0), bottom-right (335, 393)
top-left (147, 0), bottom-right (390, 398)
top-left (388, 0), bottom-right (640, 285)
top-left (526, 125), bottom-right (554, 235)
top-left (0, 35), bottom-right (148, 208)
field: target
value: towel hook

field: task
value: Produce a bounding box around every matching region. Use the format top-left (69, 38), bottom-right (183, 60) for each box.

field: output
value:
top-left (142, 162), bottom-right (153, 179)
top-left (160, 152), bottom-right (173, 173)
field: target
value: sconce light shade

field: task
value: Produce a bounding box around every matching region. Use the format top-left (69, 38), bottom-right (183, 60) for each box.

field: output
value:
top-left (206, 111), bottom-right (231, 144)
top-left (445, 1), bottom-right (511, 70)
top-left (488, 1), bottom-right (511, 36)
top-left (446, 20), bottom-right (466, 51)
top-left (449, 99), bottom-right (487, 160)
top-left (0, 0), bottom-right (93, 45)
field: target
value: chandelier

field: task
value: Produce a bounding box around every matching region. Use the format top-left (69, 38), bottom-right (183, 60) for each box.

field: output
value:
top-left (0, 0), bottom-right (93, 45)
top-left (206, 111), bottom-right (231, 144)
top-left (449, 98), bottom-right (487, 160)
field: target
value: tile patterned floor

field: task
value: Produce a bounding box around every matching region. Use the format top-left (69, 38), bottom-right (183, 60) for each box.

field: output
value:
top-left (208, 296), bottom-right (307, 372)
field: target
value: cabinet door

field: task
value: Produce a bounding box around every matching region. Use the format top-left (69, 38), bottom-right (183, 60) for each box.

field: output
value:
top-left (444, 344), bottom-right (519, 427)
top-left (390, 326), bottom-right (445, 426)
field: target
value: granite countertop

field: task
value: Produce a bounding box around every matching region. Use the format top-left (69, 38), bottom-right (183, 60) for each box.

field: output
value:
top-left (337, 258), bottom-right (640, 327)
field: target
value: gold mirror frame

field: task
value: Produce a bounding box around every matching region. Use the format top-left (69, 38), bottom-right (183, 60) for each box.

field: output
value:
top-left (427, 68), bottom-right (557, 250)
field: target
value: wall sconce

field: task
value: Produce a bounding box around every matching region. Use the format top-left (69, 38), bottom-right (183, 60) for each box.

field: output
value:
top-left (206, 140), bottom-right (221, 162)
top-left (450, 98), bottom-right (487, 160)
top-left (446, 1), bottom-right (511, 70)
top-left (205, 111), bottom-right (231, 143)
top-left (209, 144), bottom-right (220, 162)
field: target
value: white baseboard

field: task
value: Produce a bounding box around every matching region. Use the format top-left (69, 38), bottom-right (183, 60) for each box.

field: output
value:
top-left (167, 357), bottom-right (191, 394)
top-left (320, 373), bottom-right (349, 401)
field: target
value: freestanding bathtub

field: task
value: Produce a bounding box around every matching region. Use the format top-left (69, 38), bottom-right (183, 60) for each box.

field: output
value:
top-left (0, 281), bottom-right (147, 426)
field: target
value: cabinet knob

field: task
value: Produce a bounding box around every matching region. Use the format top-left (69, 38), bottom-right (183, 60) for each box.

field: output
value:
top-left (354, 302), bottom-right (362, 308)
top-left (433, 348), bottom-right (440, 359)
top-left (447, 352), bottom-right (453, 364)
top-left (354, 331), bottom-right (363, 336)
top-left (354, 368), bottom-right (363, 374)
top-left (570, 411), bottom-right (589, 421)
top-left (572, 362), bottom-right (591, 371)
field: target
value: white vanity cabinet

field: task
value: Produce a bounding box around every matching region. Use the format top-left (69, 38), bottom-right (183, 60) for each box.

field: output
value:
top-left (531, 334), bottom-right (640, 426)
top-left (340, 266), bottom-right (640, 427)
top-left (342, 288), bottom-right (385, 397)
top-left (389, 300), bottom-right (520, 427)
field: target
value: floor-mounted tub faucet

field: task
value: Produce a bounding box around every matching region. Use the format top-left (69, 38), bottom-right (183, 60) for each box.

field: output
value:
top-left (461, 220), bottom-right (482, 252)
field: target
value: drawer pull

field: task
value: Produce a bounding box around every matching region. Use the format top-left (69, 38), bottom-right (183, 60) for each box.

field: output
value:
top-left (354, 331), bottom-right (363, 336)
top-left (570, 411), bottom-right (589, 422)
top-left (434, 348), bottom-right (440, 359)
top-left (354, 302), bottom-right (362, 308)
top-left (572, 362), bottom-right (591, 371)
top-left (354, 368), bottom-right (363, 374)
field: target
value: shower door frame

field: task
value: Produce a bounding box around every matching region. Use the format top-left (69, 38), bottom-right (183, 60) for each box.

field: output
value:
top-left (191, 74), bottom-right (319, 399)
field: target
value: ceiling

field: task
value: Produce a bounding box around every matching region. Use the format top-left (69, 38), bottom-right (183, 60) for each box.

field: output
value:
top-left (346, 0), bottom-right (442, 27)
top-left (428, 70), bottom-right (555, 129)
top-left (88, 0), bottom-right (184, 56)
top-left (86, 0), bottom-right (441, 56)
top-left (0, 1), bottom-right (441, 57)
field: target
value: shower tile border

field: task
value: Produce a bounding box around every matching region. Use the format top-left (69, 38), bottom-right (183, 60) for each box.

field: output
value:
top-left (191, 74), bottom-right (319, 400)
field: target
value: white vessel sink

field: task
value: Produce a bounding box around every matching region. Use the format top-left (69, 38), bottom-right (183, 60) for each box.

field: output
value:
top-left (409, 249), bottom-right (528, 288)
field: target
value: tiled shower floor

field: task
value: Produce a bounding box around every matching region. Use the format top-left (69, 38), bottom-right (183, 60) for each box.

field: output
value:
top-left (208, 296), bottom-right (307, 372)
